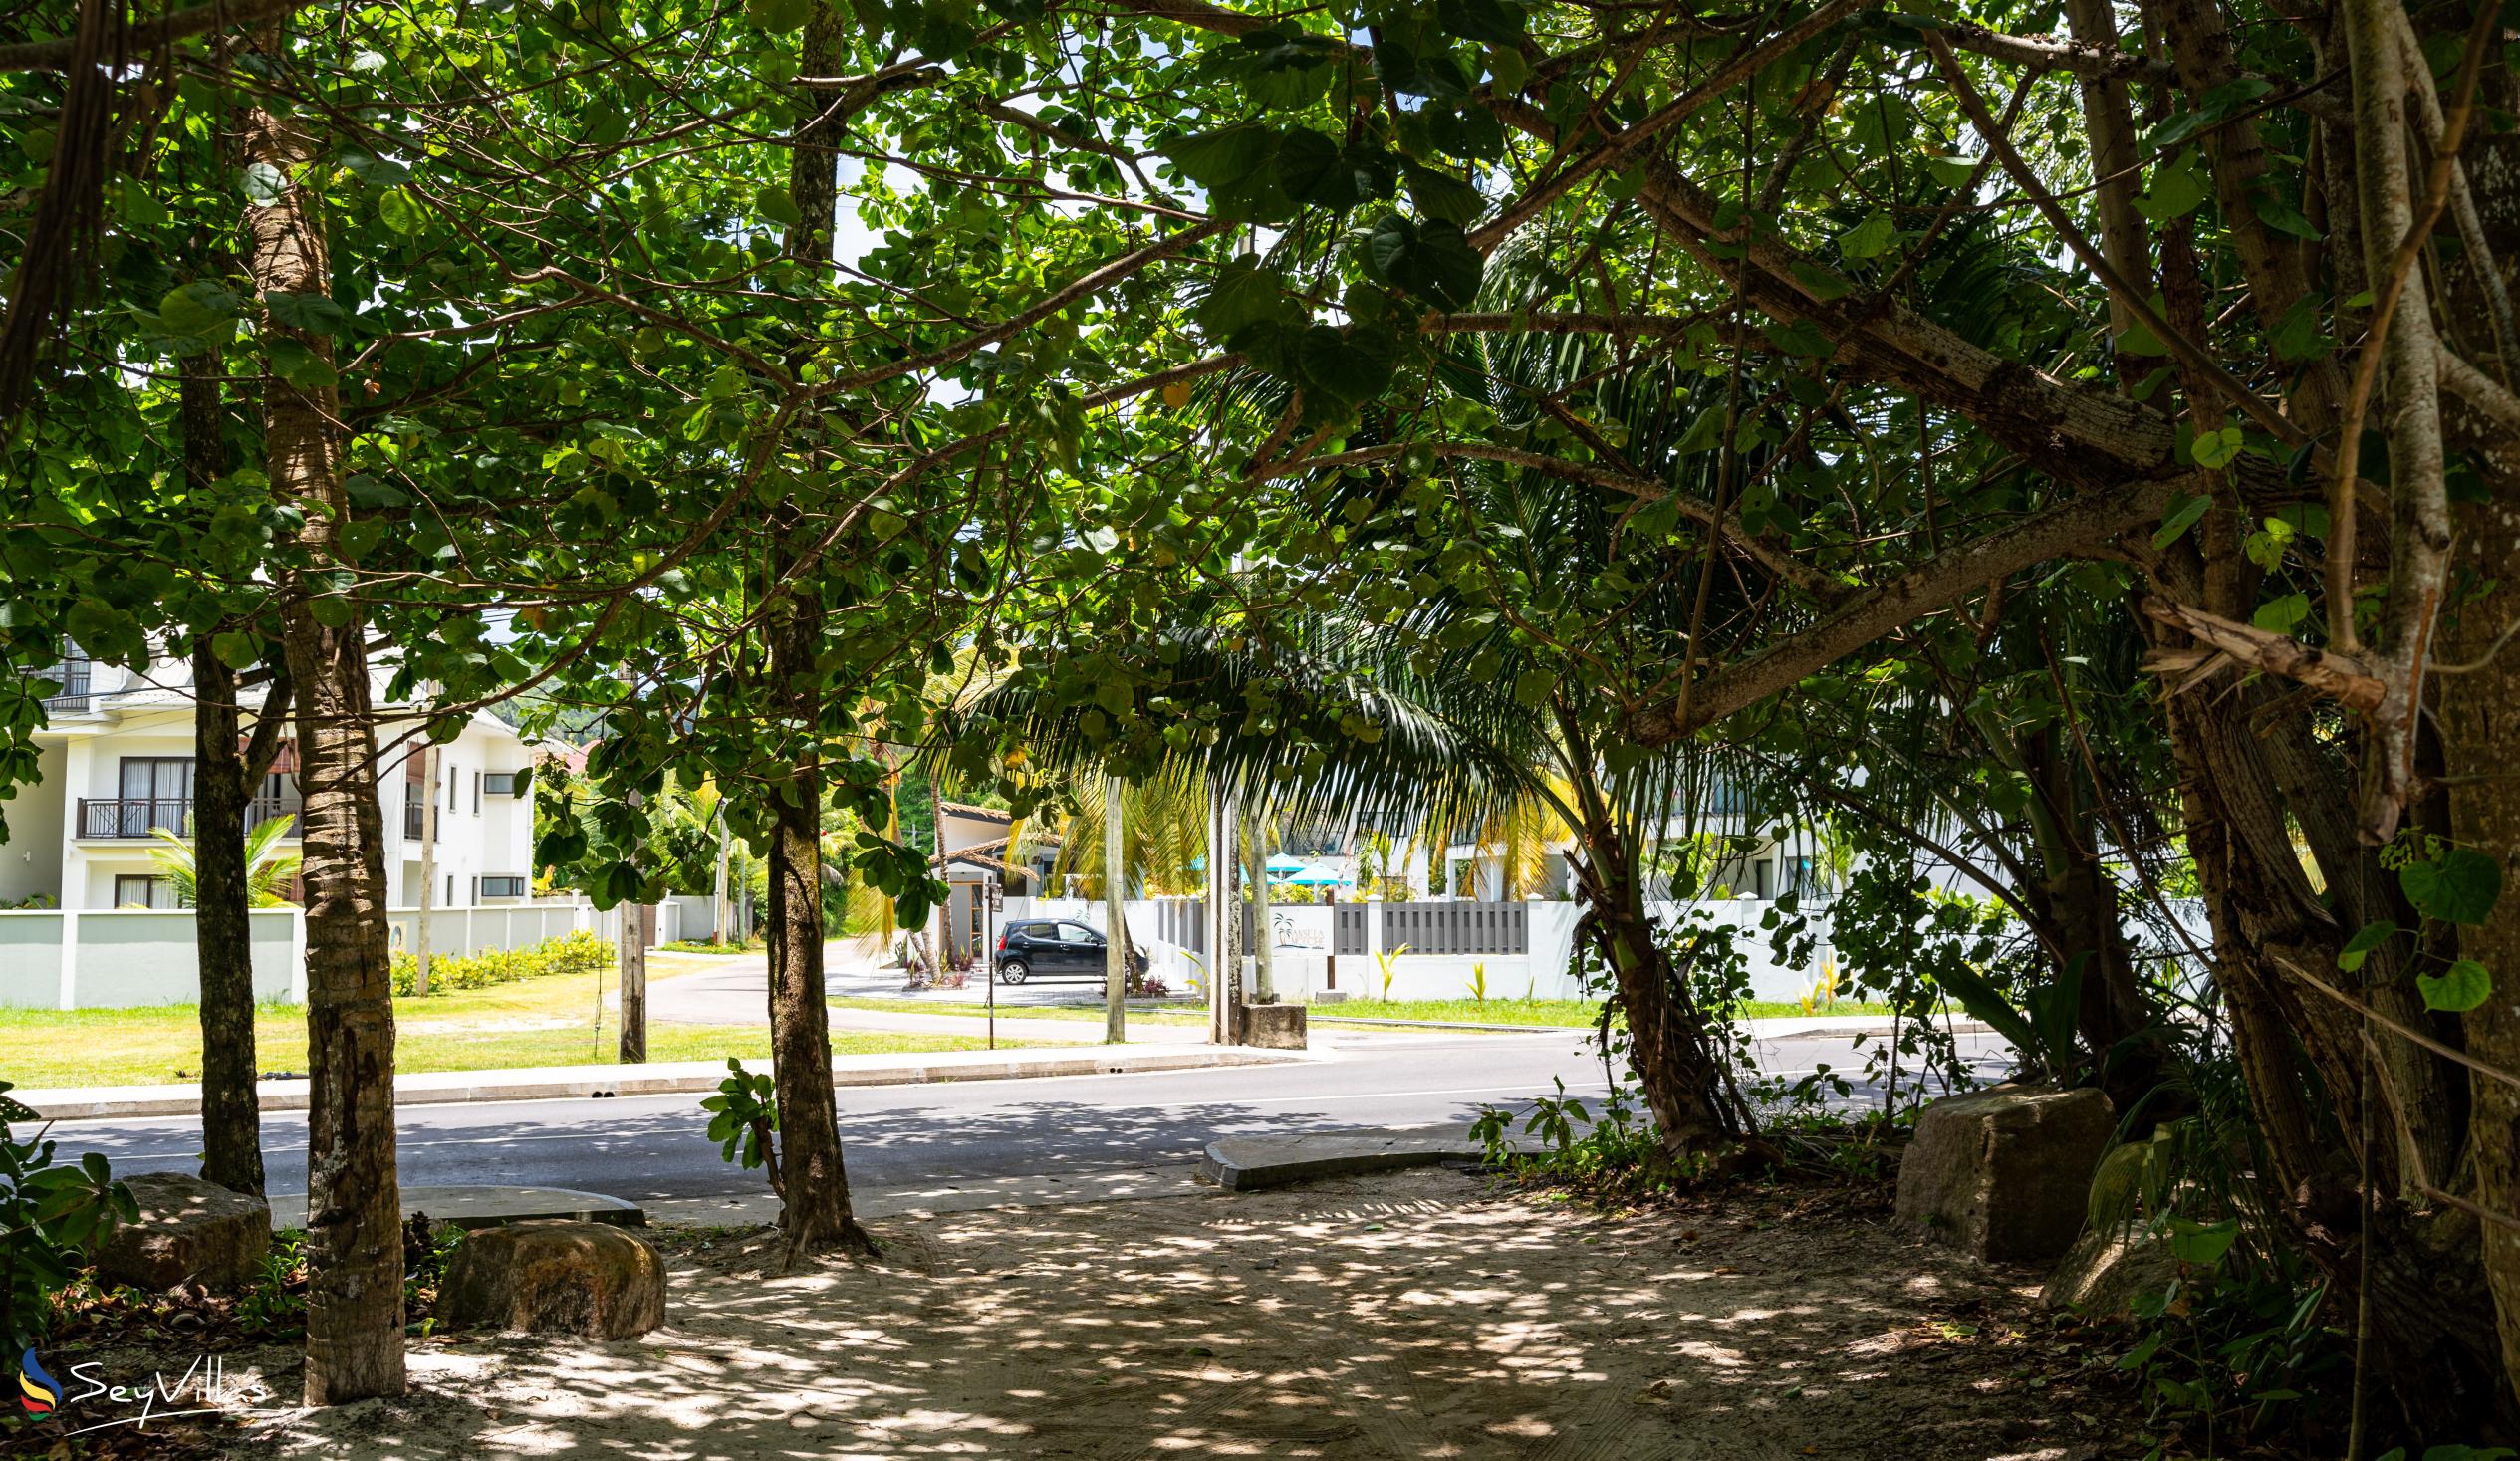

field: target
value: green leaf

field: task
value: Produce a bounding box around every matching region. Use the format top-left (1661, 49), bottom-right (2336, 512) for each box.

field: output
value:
top-left (1838, 210), bottom-right (1895, 260)
top-left (2269, 293), bottom-right (2332, 363)
top-left (1761, 319), bottom-right (1833, 358)
top-left (1295, 323), bottom-right (1399, 403)
top-left (2191, 424), bottom-right (2245, 469)
top-left (2250, 592), bottom-right (2308, 634)
top-left (2151, 490), bottom-right (2212, 550)
top-left (267, 338), bottom-right (339, 391)
top-left (1365, 215), bottom-right (1483, 310)
top-left (2416, 959), bottom-right (2491, 1013)
top-left (1404, 163), bottom-right (1484, 226)
top-left (2113, 318), bottom-right (2169, 357)
top-left (1435, 0), bottom-right (1525, 46)
top-left (1789, 261), bottom-right (1854, 301)
top-left (1165, 125), bottom-right (1276, 190)
top-left (746, 0), bottom-right (814, 29)
top-left (266, 290), bottom-right (348, 336)
top-left (378, 188), bottom-right (425, 235)
top-left (2250, 189), bottom-right (2322, 240)
top-left (755, 184), bottom-right (803, 227)
top-left (2337, 919), bottom-right (2397, 973)
top-left (2136, 152), bottom-right (2209, 221)
top-left (2167, 1218), bottom-right (2239, 1267)
top-left (157, 282), bottom-right (245, 339)
top-left (242, 161), bottom-right (288, 207)
top-left (2401, 848), bottom-right (2502, 925)
top-left (212, 632), bottom-right (261, 670)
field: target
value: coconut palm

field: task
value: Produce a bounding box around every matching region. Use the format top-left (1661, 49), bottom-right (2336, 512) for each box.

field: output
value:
top-left (150, 816), bottom-right (303, 909)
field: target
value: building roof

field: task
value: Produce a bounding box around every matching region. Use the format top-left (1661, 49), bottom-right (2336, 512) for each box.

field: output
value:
top-left (937, 799), bottom-right (1015, 825)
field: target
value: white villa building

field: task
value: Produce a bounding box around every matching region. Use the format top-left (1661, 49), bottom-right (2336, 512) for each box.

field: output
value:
top-left (5, 646), bottom-right (537, 912)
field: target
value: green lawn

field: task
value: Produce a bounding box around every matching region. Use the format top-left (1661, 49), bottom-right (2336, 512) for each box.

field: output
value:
top-left (1305, 996), bottom-right (1898, 1026)
top-left (0, 967), bottom-right (1033, 1090)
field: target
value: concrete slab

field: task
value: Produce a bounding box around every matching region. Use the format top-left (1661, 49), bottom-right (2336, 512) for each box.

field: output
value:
top-left (1196, 1124), bottom-right (1488, 1192)
top-left (265, 1185), bottom-right (645, 1232)
top-left (23, 1043), bottom-right (1314, 1122)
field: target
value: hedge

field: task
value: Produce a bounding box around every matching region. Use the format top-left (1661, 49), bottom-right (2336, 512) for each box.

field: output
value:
top-left (390, 929), bottom-right (612, 998)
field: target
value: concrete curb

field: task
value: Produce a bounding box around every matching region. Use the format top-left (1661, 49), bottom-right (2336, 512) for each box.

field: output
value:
top-left (1197, 1124), bottom-right (1488, 1192)
top-left (22, 1044), bottom-right (1308, 1122)
top-left (1299, 1013), bottom-right (1994, 1038)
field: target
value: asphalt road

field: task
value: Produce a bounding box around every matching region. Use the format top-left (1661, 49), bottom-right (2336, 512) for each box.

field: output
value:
top-left (45, 1027), bottom-right (2013, 1209)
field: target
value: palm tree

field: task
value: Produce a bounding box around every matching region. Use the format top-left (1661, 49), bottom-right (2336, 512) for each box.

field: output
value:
top-left (150, 816), bottom-right (303, 908)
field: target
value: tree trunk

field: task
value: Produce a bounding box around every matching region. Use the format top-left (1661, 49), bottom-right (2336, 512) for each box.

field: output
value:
top-left (1568, 820), bottom-right (1740, 1156)
top-left (1104, 775), bottom-right (1126, 1042)
top-left (180, 356), bottom-right (286, 1199)
top-left (763, 746), bottom-right (869, 1254)
top-left (243, 23), bottom-right (403, 1403)
top-left (2442, 398), bottom-right (2520, 1415)
top-left (745, 0), bottom-right (872, 1259)
top-left (1242, 804), bottom-right (1275, 1003)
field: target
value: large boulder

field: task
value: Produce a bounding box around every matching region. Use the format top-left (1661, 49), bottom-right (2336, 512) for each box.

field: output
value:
top-left (1894, 1085), bottom-right (2114, 1263)
top-left (94, 1171), bottom-right (271, 1292)
top-left (2041, 1223), bottom-right (2181, 1316)
top-left (439, 1220), bottom-right (666, 1339)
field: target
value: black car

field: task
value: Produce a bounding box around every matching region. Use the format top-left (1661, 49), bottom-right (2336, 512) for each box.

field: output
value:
top-left (993, 920), bottom-right (1147, 984)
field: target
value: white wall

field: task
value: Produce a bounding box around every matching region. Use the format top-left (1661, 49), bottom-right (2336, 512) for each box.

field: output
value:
top-left (0, 897), bottom-right (615, 1009)
top-left (0, 744), bottom-right (67, 906)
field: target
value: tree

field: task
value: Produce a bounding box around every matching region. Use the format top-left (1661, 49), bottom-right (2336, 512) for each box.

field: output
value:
top-left (240, 17), bottom-right (405, 1405)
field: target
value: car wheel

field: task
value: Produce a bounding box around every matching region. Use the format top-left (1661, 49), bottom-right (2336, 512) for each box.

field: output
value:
top-left (999, 959), bottom-right (1029, 985)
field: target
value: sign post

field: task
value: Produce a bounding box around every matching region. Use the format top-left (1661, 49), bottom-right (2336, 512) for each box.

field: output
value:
top-left (985, 878), bottom-right (1004, 1051)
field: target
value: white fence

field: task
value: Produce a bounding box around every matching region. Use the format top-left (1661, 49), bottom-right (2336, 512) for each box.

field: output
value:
top-left (1001, 894), bottom-right (1826, 1004)
top-left (0, 897), bottom-right (625, 1010)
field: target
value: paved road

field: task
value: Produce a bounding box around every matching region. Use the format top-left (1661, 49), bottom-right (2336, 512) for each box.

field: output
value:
top-left (46, 1027), bottom-right (2012, 1212)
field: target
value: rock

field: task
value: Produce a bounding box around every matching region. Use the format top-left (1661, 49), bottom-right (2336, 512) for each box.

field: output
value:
top-left (439, 1220), bottom-right (667, 1339)
top-left (1894, 1084), bottom-right (2114, 1263)
top-left (2041, 1223), bottom-right (2181, 1316)
top-left (1233, 1003), bottom-right (1309, 1050)
top-left (94, 1172), bottom-right (271, 1292)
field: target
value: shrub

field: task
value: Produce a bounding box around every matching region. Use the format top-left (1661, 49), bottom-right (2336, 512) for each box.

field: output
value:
top-left (391, 928), bottom-right (612, 997)
top-left (0, 1081), bottom-right (134, 1353)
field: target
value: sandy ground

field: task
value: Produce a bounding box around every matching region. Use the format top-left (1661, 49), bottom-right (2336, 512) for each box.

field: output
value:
top-left (208, 1169), bottom-right (2128, 1461)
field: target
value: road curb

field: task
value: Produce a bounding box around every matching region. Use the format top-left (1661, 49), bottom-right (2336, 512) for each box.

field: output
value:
top-left (1197, 1124), bottom-right (1488, 1191)
top-left (22, 1044), bottom-right (1308, 1122)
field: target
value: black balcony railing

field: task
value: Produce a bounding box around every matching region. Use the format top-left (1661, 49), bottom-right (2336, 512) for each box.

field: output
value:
top-left (36, 657), bottom-right (93, 715)
top-left (403, 797), bottom-right (426, 840)
top-left (76, 797), bottom-right (303, 840)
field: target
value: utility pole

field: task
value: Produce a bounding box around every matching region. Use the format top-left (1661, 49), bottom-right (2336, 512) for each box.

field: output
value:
top-left (1207, 782), bottom-right (1239, 1044)
top-left (712, 810), bottom-right (731, 945)
top-left (1104, 775), bottom-right (1127, 1044)
top-left (412, 743), bottom-right (439, 995)
top-left (616, 667), bottom-right (646, 1063)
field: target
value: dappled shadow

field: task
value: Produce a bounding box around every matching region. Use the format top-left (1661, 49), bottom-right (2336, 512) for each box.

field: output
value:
top-left (235, 1168), bottom-right (2118, 1461)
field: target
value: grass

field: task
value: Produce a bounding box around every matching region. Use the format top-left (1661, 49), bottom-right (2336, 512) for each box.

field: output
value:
top-left (1307, 996), bottom-right (1898, 1026)
top-left (0, 967), bottom-right (1035, 1089)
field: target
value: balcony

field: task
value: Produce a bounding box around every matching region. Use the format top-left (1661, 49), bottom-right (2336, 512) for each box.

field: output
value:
top-left (403, 797), bottom-right (425, 840)
top-left (36, 657), bottom-right (94, 715)
top-left (76, 796), bottom-right (304, 840)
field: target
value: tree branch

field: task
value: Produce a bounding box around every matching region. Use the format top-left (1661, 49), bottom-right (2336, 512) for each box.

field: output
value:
top-left (1627, 478), bottom-right (2177, 747)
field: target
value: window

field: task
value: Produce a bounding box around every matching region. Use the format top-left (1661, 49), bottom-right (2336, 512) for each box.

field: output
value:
top-left (113, 757), bottom-right (195, 837)
top-left (483, 772), bottom-right (519, 796)
top-left (445, 873), bottom-right (456, 905)
top-left (1020, 922), bottom-right (1057, 939)
top-left (1751, 857), bottom-right (1776, 900)
top-left (1062, 923), bottom-right (1100, 944)
top-left (472, 770), bottom-right (482, 814)
top-left (447, 763), bottom-right (459, 810)
top-left (114, 874), bottom-right (175, 909)
top-left (480, 876), bottom-right (527, 899)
